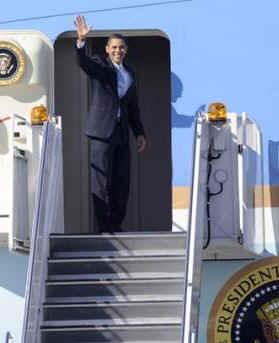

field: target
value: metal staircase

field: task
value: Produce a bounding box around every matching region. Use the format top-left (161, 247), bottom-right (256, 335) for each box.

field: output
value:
top-left (40, 232), bottom-right (187, 343)
top-left (22, 112), bottom-right (267, 343)
top-left (22, 118), bottom-right (205, 343)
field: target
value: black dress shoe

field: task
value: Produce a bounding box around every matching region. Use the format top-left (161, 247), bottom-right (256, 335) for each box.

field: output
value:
top-left (99, 224), bottom-right (114, 234)
top-left (113, 225), bottom-right (124, 232)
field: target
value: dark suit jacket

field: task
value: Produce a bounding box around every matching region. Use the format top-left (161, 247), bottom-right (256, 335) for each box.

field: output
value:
top-left (76, 43), bottom-right (145, 141)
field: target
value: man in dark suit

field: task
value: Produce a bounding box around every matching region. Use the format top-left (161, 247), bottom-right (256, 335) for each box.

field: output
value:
top-left (75, 15), bottom-right (146, 233)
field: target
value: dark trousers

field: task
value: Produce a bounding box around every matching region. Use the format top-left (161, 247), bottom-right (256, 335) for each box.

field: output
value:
top-left (89, 123), bottom-right (130, 232)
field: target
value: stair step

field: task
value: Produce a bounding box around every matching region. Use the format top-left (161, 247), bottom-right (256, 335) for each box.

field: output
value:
top-left (43, 301), bottom-right (183, 322)
top-left (47, 256), bottom-right (186, 277)
top-left (46, 279), bottom-right (184, 299)
top-left (46, 294), bottom-right (183, 304)
top-left (46, 279), bottom-right (184, 297)
top-left (43, 317), bottom-right (181, 327)
top-left (48, 272), bottom-right (184, 281)
top-left (40, 324), bottom-right (181, 343)
top-left (49, 233), bottom-right (186, 257)
top-left (42, 342), bottom-right (178, 343)
top-left (51, 249), bottom-right (186, 258)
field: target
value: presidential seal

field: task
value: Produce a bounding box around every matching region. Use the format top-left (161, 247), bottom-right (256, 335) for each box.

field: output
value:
top-left (0, 41), bottom-right (25, 86)
top-left (207, 257), bottom-right (279, 343)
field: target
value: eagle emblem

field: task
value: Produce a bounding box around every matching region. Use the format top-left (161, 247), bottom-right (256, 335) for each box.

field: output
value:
top-left (257, 299), bottom-right (279, 343)
top-left (0, 41), bottom-right (25, 85)
top-left (0, 53), bottom-right (13, 76)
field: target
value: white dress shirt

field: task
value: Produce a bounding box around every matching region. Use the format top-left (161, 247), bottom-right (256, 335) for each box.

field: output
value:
top-left (76, 40), bottom-right (85, 49)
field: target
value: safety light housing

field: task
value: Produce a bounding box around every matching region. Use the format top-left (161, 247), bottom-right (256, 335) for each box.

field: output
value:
top-left (31, 105), bottom-right (49, 125)
top-left (208, 102), bottom-right (227, 121)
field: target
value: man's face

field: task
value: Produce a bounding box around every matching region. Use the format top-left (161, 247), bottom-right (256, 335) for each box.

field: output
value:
top-left (106, 38), bottom-right (127, 65)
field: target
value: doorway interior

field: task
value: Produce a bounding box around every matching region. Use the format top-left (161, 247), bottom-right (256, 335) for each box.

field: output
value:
top-left (54, 30), bottom-right (171, 233)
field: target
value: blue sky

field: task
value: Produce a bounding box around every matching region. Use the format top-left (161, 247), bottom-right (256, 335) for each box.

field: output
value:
top-left (0, 0), bottom-right (188, 40)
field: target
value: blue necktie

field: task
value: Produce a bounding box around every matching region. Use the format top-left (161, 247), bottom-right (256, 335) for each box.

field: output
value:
top-left (117, 66), bottom-right (126, 98)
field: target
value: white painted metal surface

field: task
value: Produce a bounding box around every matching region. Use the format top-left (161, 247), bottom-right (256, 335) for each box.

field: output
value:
top-left (264, 207), bottom-right (279, 255)
top-left (239, 113), bottom-right (265, 255)
top-left (11, 116), bottom-right (44, 251)
top-left (199, 113), bottom-right (264, 259)
top-left (0, 117), bottom-right (13, 246)
top-left (181, 111), bottom-right (265, 342)
top-left (0, 30), bottom-right (54, 111)
top-left (13, 145), bottom-right (28, 245)
top-left (0, 30), bottom-right (54, 251)
top-left (0, 114), bottom-right (44, 250)
top-left (206, 113), bottom-right (240, 242)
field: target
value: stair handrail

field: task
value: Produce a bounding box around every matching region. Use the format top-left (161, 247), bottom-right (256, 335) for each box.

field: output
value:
top-left (21, 121), bottom-right (50, 343)
top-left (14, 114), bottom-right (28, 125)
top-left (5, 331), bottom-right (14, 343)
top-left (181, 113), bottom-right (209, 343)
top-left (240, 112), bottom-right (266, 254)
top-left (21, 118), bottom-right (64, 343)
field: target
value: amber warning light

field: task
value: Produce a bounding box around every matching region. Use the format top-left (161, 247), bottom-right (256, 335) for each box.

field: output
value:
top-left (31, 105), bottom-right (49, 125)
top-left (208, 102), bottom-right (227, 121)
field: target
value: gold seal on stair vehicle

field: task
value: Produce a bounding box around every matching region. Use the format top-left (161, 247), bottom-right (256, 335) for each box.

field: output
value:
top-left (0, 41), bottom-right (26, 86)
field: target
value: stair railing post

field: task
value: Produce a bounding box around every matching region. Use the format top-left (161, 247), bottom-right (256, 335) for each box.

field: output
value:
top-left (5, 332), bottom-right (14, 343)
top-left (181, 114), bottom-right (209, 343)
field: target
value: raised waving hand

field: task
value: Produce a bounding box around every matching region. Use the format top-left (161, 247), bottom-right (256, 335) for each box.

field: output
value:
top-left (74, 15), bottom-right (92, 42)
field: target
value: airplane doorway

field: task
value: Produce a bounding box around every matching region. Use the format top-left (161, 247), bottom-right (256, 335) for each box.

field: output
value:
top-left (54, 30), bottom-right (171, 233)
